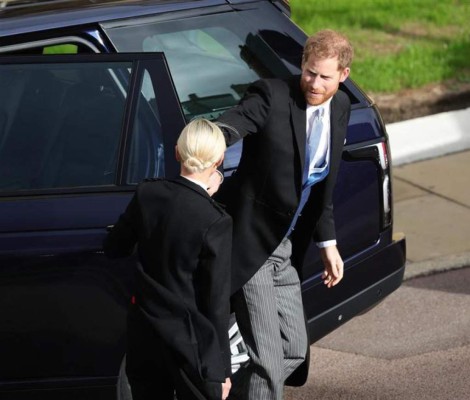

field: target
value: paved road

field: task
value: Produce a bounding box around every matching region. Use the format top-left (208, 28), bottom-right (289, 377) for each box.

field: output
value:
top-left (285, 267), bottom-right (470, 400)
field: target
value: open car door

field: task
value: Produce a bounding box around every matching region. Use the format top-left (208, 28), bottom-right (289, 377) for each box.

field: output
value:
top-left (0, 53), bottom-right (186, 396)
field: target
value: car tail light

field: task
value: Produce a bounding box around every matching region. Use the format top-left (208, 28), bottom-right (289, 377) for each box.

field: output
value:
top-left (366, 141), bottom-right (392, 230)
top-left (379, 141), bottom-right (392, 228)
top-left (345, 140), bottom-right (393, 231)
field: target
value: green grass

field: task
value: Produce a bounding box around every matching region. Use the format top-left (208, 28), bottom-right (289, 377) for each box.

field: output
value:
top-left (290, 0), bottom-right (470, 93)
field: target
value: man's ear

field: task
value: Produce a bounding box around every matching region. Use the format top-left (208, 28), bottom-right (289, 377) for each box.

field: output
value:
top-left (339, 67), bottom-right (350, 83)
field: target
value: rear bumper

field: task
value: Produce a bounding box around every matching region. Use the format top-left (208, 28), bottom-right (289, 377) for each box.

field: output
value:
top-left (304, 235), bottom-right (406, 343)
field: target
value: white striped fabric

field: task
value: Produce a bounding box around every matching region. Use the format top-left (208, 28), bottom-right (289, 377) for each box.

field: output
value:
top-left (230, 238), bottom-right (308, 400)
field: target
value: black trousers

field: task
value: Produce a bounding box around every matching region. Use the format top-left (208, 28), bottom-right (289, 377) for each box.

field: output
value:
top-left (126, 305), bottom-right (221, 400)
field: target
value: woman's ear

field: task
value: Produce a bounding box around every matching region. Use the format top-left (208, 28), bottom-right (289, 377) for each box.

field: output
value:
top-left (215, 154), bottom-right (225, 167)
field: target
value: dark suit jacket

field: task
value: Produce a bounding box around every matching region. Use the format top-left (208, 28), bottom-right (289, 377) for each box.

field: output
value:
top-left (215, 76), bottom-right (350, 387)
top-left (216, 76), bottom-right (351, 293)
top-left (103, 177), bottom-right (233, 388)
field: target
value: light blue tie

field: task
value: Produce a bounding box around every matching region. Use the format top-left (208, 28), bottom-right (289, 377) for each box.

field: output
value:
top-left (287, 107), bottom-right (326, 237)
top-left (303, 107), bottom-right (324, 186)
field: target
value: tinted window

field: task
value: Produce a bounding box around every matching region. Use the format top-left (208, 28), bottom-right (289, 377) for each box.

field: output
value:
top-left (0, 60), bottom-right (165, 191)
top-left (0, 41), bottom-right (95, 56)
top-left (103, 2), bottom-right (305, 122)
top-left (104, 3), bottom-right (306, 171)
top-left (127, 70), bottom-right (165, 184)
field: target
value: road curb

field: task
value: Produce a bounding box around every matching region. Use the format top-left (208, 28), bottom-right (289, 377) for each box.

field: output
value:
top-left (386, 106), bottom-right (470, 166)
top-left (404, 251), bottom-right (470, 281)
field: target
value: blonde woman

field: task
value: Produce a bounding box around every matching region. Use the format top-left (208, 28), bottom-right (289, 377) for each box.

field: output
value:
top-left (104, 119), bottom-right (232, 400)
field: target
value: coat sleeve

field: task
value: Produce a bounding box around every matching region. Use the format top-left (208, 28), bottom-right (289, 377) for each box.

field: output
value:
top-left (218, 79), bottom-right (272, 146)
top-left (197, 214), bottom-right (233, 377)
top-left (312, 200), bottom-right (336, 242)
top-left (102, 192), bottom-right (142, 258)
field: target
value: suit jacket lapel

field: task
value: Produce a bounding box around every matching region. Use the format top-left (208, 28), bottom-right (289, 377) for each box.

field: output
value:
top-left (329, 93), bottom-right (348, 162)
top-left (289, 77), bottom-right (307, 186)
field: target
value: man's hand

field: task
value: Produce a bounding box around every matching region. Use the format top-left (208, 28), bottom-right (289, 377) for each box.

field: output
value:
top-left (320, 245), bottom-right (344, 288)
top-left (222, 377), bottom-right (231, 400)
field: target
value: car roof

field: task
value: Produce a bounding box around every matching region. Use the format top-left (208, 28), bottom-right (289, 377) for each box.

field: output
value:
top-left (0, 0), bottom-right (252, 37)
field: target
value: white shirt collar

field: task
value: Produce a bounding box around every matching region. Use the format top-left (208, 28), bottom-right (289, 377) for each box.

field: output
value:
top-left (306, 97), bottom-right (332, 120)
top-left (181, 175), bottom-right (208, 191)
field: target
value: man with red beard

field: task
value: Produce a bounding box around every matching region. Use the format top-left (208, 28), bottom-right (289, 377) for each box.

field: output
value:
top-left (215, 30), bottom-right (353, 399)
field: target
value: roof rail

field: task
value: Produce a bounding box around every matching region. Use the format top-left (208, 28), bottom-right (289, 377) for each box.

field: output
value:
top-left (270, 0), bottom-right (290, 16)
top-left (0, 0), bottom-right (120, 11)
top-left (1, 0), bottom-right (66, 8)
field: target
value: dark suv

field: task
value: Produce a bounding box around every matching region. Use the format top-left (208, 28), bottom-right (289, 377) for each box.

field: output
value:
top-left (0, 0), bottom-right (406, 399)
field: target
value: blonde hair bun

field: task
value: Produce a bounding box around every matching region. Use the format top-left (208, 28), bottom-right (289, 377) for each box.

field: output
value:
top-left (176, 118), bottom-right (226, 174)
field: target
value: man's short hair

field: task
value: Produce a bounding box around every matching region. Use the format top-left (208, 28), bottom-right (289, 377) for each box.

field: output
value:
top-left (302, 29), bottom-right (354, 70)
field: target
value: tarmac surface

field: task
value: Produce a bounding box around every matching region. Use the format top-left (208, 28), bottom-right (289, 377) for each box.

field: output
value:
top-left (285, 267), bottom-right (470, 399)
top-left (285, 106), bottom-right (470, 399)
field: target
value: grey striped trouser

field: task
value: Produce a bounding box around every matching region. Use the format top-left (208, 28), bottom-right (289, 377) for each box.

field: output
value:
top-left (230, 237), bottom-right (308, 400)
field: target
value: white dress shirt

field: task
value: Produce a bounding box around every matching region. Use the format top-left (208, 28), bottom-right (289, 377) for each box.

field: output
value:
top-left (306, 99), bottom-right (336, 249)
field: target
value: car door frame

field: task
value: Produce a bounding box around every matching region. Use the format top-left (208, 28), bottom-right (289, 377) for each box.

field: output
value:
top-left (0, 52), bottom-right (186, 392)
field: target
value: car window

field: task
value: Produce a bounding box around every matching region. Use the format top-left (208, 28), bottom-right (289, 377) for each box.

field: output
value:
top-left (42, 44), bottom-right (79, 54)
top-left (103, 3), bottom-right (305, 171)
top-left (103, 2), bottom-right (305, 122)
top-left (126, 69), bottom-right (165, 184)
top-left (2, 41), bottom-right (94, 55)
top-left (0, 58), bottom-right (164, 191)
